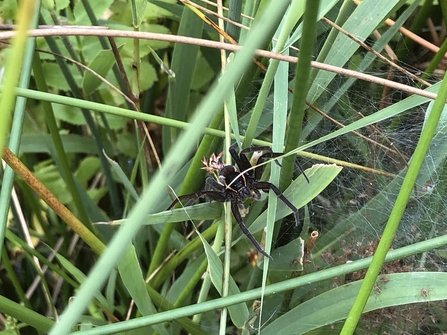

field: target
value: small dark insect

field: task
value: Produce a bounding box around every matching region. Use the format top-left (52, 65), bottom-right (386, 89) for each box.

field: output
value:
top-left (168, 143), bottom-right (309, 260)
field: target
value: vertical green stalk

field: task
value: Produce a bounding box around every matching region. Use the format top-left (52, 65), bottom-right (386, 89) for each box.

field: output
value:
top-left (242, 0), bottom-right (305, 148)
top-left (191, 221), bottom-right (223, 323)
top-left (279, 0), bottom-right (320, 190)
top-left (0, 0), bottom-right (36, 150)
top-left (425, 2), bottom-right (447, 76)
top-left (239, 0), bottom-right (258, 43)
top-left (227, 0), bottom-right (242, 41)
top-left (220, 0), bottom-right (232, 330)
top-left (441, 0), bottom-right (447, 28)
top-left (258, 20), bottom-right (290, 327)
top-left (162, 6), bottom-right (204, 151)
top-left (341, 71), bottom-right (447, 334)
top-left (424, 38), bottom-right (447, 77)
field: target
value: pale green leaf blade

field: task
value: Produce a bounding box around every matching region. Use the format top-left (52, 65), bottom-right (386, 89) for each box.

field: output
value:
top-left (117, 246), bottom-right (169, 335)
top-left (83, 49), bottom-right (117, 95)
top-left (196, 227), bottom-right (250, 328)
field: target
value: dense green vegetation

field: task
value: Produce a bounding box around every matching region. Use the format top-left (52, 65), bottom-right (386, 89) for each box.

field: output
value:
top-left (1, 0), bottom-right (447, 334)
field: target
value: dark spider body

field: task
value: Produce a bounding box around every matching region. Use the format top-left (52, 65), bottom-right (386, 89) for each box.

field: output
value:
top-left (168, 143), bottom-right (308, 260)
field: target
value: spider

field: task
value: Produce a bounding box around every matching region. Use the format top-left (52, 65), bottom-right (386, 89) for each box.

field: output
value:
top-left (168, 142), bottom-right (309, 260)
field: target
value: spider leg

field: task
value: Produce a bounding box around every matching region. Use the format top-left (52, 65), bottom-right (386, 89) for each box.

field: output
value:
top-left (241, 146), bottom-right (281, 168)
top-left (294, 158), bottom-right (309, 183)
top-left (167, 190), bottom-right (226, 210)
top-left (241, 145), bottom-right (287, 181)
top-left (253, 151), bottom-right (282, 180)
top-left (205, 176), bottom-right (225, 191)
top-left (256, 181), bottom-right (303, 235)
top-left (229, 143), bottom-right (252, 173)
top-left (243, 144), bottom-right (309, 183)
top-left (231, 201), bottom-right (273, 260)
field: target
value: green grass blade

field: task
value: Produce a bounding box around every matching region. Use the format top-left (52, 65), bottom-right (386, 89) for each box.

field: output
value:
top-left (118, 246), bottom-right (169, 335)
top-left (303, 0), bottom-right (420, 139)
top-left (197, 227), bottom-right (249, 328)
top-left (227, 0), bottom-right (242, 41)
top-left (242, 0), bottom-right (304, 148)
top-left (0, 1), bottom-right (36, 152)
top-left (0, 295), bottom-right (54, 333)
top-left (103, 151), bottom-right (139, 202)
top-left (163, 6), bottom-right (204, 149)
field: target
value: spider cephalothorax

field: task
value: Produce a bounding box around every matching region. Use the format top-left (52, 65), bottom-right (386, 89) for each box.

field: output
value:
top-left (168, 142), bottom-right (308, 260)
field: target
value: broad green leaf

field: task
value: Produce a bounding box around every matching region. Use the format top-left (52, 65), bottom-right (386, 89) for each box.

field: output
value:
top-left (74, 157), bottom-right (101, 187)
top-left (103, 150), bottom-right (139, 202)
top-left (55, 0), bottom-right (70, 11)
top-left (96, 113), bottom-right (128, 130)
top-left (262, 272), bottom-right (447, 334)
top-left (41, 62), bottom-right (83, 92)
top-left (83, 49), bottom-right (118, 95)
top-left (0, 295), bottom-right (54, 332)
top-left (146, 0), bottom-right (181, 19)
top-left (120, 59), bottom-right (158, 91)
top-left (248, 164), bottom-right (342, 236)
top-left (191, 52), bottom-right (215, 90)
top-left (166, 254), bottom-right (206, 304)
top-left (119, 24), bottom-right (172, 55)
top-left (116, 132), bottom-right (138, 158)
top-left (52, 103), bottom-right (86, 126)
top-left (0, 0), bottom-right (17, 20)
top-left (33, 161), bottom-right (73, 205)
top-left (268, 238), bottom-right (304, 272)
top-left (18, 134), bottom-right (113, 154)
top-left (42, 0), bottom-right (70, 11)
top-left (130, 0), bottom-right (147, 27)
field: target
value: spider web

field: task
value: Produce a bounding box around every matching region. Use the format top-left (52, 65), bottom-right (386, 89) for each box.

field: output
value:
top-left (231, 45), bottom-right (447, 333)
